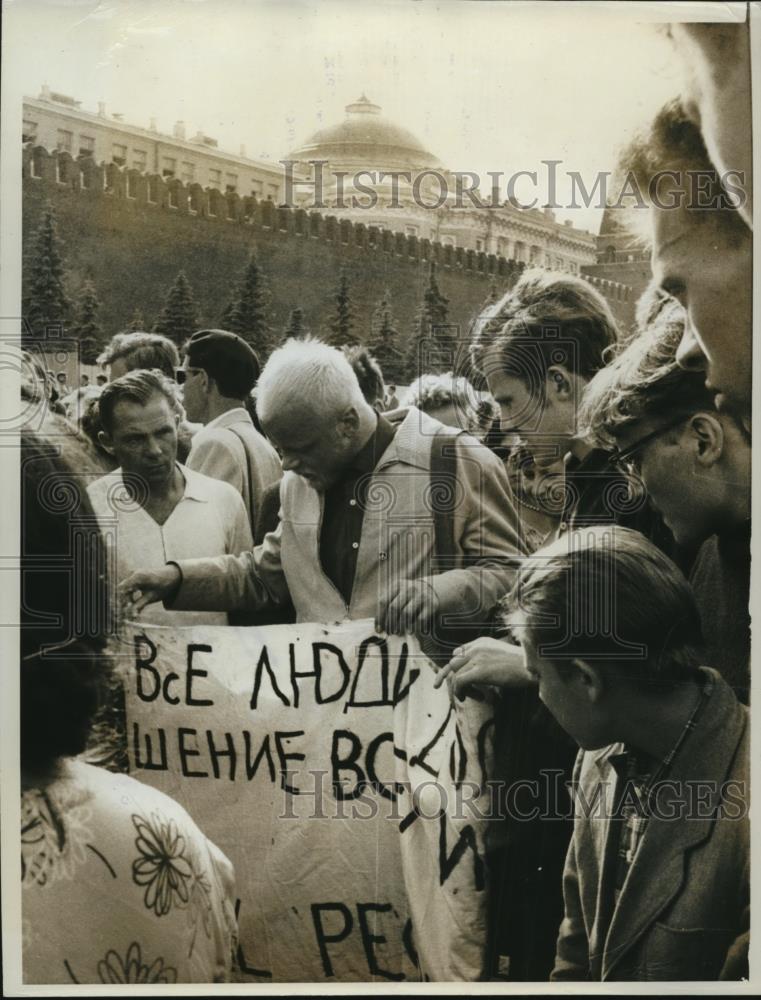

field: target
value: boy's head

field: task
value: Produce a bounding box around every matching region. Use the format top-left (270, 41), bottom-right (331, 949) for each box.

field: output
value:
top-left (618, 99), bottom-right (751, 428)
top-left (405, 371), bottom-right (481, 433)
top-left (470, 269), bottom-right (618, 467)
top-left (580, 291), bottom-right (751, 547)
top-left (504, 526), bottom-right (703, 750)
top-left (97, 331), bottom-right (181, 381)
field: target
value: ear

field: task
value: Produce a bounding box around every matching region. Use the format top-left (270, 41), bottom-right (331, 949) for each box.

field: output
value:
top-left (337, 405), bottom-right (360, 436)
top-left (546, 365), bottom-right (575, 401)
top-left (687, 412), bottom-right (723, 468)
top-left (570, 658), bottom-right (605, 704)
top-left (97, 429), bottom-right (116, 456)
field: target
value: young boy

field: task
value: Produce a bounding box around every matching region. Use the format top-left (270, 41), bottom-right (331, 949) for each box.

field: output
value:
top-left (505, 526), bottom-right (748, 982)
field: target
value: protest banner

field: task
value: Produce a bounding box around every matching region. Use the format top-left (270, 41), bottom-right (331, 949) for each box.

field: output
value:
top-left (120, 618), bottom-right (495, 982)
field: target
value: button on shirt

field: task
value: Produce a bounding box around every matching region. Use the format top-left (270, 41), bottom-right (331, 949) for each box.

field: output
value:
top-left (87, 463), bottom-right (252, 626)
top-left (319, 415), bottom-right (397, 604)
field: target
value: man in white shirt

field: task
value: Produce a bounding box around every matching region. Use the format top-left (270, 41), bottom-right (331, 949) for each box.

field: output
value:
top-left (180, 329), bottom-right (281, 539)
top-left (87, 369), bottom-right (252, 626)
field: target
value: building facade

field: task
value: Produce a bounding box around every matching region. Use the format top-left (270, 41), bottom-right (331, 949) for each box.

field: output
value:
top-left (23, 86), bottom-right (283, 201)
top-left (23, 88), bottom-right (599, 275)
top-left (286, 96), bottom-right (598, 273)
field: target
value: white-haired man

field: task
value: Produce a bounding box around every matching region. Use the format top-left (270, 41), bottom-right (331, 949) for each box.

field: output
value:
top-left (121, 338), bottom-right (525, 639)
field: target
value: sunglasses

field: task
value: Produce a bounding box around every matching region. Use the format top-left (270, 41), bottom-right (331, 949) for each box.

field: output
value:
top-left (175, 367), bottom-right (203, 385)
top-left (608, 415), bottom-right (688, 476)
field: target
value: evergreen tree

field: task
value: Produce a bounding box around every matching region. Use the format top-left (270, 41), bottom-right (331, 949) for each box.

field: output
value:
top-left (326, 270), bottom-right (358, 347)
top-left (283, 307), bottom-right (308, 341)
top-left (368, 291), bottom-right (403, 383)
top-left (153, 270), bottom-right (200, 345)
top-left (219, 298), bottom-right (237, 330)
top-left (71, 279), bottom-right (103, 365)
top-left (126, 307), bottom-right (146, 331)
top-left (405, 263), bottom-right (450, 379)
top-left (221, 252), bottom-right (271, 354)
top-left (22, 203), bottom-right (71, 345)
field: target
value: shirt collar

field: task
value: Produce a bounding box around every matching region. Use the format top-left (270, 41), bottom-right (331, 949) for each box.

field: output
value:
top-left (178, 463), bottom-right (213, 502)
top-left (205, 407), bottom-right (252, 432)
top-left (110, 464), bottom-right (213, 506)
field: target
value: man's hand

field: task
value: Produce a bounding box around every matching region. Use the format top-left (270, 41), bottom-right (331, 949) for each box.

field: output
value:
top-left (376, 579), bottom-right (439, 636)
top-left (118, 565), bottom-right (181, 618)
top-left (433, 636), bottom-right (534, 700)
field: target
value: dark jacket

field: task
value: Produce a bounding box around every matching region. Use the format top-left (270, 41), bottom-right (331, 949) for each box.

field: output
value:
top-left (552, 669), bottom-right (749, 982)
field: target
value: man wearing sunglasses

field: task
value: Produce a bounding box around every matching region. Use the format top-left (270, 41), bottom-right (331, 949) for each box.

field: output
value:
top-left (178, 330), bottom-right (281, 542)
top-left (581, 294), bottom-right (750, 702)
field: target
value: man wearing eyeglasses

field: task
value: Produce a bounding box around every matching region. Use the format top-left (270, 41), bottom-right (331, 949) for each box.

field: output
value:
top-left (440, 270), bottom-right (681, 982)
top-left (580, 293), bottom-right (751, 703)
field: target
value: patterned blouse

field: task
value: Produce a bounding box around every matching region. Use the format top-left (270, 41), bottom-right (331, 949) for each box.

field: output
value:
top-left (22, 759), bottom-right (238, 984)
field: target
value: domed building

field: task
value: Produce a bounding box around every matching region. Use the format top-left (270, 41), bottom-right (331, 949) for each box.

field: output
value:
top-left (289, 94), bottom-right (440, 175)
top-left (287, 95), bottom-right (598, 274)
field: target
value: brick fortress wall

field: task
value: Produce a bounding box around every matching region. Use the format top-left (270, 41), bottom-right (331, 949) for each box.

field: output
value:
top-left (22, 146), bottom-right (636, 355)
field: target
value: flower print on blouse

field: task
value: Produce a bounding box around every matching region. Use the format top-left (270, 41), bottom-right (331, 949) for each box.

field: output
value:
top-left (132, 812), bottom-right (194, 917)
top-left (97, 942), bottom-right (177, 985)
top-left (21, 759), bottom-right (237, 985)
top-left (21, 786), bottom-right (92, 887)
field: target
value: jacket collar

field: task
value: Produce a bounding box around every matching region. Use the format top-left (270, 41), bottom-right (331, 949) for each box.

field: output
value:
top-left (205, 407), bottom-right (252, 432)
top-left (601, 668), bottom-right (748, 979)
top-left (376, 406), bottom-right (453, 472)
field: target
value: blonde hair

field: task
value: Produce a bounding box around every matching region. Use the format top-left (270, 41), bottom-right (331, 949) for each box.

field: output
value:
top-left (404, 371), bottom-right (481, 430)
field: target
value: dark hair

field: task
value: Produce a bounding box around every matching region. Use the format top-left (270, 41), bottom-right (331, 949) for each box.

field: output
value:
top-left (470, 269), bottom-right (618, 390)
top-left (97, 369), bottom-right (178, 435)
top-left (97, 331), bottom-right (180, 378)
top-left (579, 292), bottom-right (717, 449)
top-left (77, 388), bottom-right (118, 470)
top-left (342, 345), bottom-right (385, 407)
top-left (505, 526), bottom-right (703, 689)
top-left (185, 329), bottom-right (262, 398)
top-left (21, 420), bottom-right (116, 772)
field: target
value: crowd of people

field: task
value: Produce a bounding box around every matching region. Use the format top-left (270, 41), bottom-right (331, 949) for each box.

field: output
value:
top-left (19, 19), bottom-right (751, 986)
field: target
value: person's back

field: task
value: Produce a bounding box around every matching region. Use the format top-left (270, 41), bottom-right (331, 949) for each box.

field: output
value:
top-left (186, 408), bottom-right (281, 540)
top-left (20, 420), bottom-right (237, 984)
top-left (23, 759), bottom-right (237, 984)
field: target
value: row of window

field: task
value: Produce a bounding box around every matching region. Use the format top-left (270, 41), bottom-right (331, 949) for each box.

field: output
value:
top-left (23, 120), bottom-right (279, 197)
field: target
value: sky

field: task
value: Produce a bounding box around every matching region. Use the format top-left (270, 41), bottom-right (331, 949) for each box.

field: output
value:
top-left (4, 0), bottom-right (713, 233)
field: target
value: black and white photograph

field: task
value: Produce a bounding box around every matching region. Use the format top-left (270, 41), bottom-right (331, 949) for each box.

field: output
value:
top-left (0, 0), bottom-right (756, 992)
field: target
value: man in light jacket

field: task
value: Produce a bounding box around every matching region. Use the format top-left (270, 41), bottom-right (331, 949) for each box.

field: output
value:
top-left (121, 337), bottom-right (525, 638)
top-left (180, 329), bottom-right (281, 540)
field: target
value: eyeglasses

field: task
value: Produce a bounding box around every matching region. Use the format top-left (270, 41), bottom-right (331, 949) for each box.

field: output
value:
top-left (608, 416), bottom-right (688, 476)
top-left (175, 367), bottom-right (202, 385)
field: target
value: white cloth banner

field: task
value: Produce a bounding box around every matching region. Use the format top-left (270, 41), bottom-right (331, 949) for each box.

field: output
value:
top-left (121, 619), bottom-right (494, 982)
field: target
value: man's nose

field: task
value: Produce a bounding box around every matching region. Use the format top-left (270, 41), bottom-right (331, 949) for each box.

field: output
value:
top-left (144, 436), bottom-right (163, 457)
top-left (675, 320), bottom-right (708, 373)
